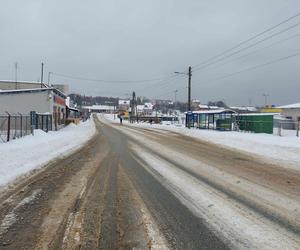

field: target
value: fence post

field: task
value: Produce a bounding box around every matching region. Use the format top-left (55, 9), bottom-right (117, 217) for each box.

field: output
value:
top-left (25, 116), bottom-right (28, 135)
top-left (6, 112), bottom-right (10, 142)
top-left (46, 115), bottom-right (49, 132)
top-left (30, 111), bottom-right (36, 136)
top-left (278, 122), bottom-right (282, 136)
top-left (14, 116), bottom-right (17, 139)
top-left (19, 113), bottom-right (23, 137)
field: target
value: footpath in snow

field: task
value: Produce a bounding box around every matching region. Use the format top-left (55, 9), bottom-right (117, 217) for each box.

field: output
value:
top-left (102, 114), bottom-right (300, 170)
top-left (0, 118), bottom-right (96, 187)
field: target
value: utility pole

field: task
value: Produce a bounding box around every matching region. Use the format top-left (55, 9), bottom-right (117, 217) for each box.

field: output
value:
top-left (188, 66), bottom-right (192, 112)
top-left (174, 66), bottom-right (192, 128)
top-left (14, 62), bottom-right (18, 89)
top-left (131, 91), bottom-right (136, 122)
top-left (41, 62), bottom-right (44, 88)
top-left (174, 89), bottom-right (178, 110)
top-left (263, 93), bottom-right (269, 107)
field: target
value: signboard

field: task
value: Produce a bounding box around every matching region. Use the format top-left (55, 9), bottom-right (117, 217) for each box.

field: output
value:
top-left (54, 95), bottom-right (65, 106)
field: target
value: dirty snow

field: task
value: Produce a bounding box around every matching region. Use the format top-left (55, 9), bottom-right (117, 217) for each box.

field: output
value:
top-left (0, 118), bottom-right (96, 187)
top-left (131, 145), bottom-right (300, 249)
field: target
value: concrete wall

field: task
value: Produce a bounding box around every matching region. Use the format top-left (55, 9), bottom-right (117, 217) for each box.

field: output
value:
top-left (0, 90), bottom-right (51, 115)
top-left (282, 109), bottom-right (300, 122)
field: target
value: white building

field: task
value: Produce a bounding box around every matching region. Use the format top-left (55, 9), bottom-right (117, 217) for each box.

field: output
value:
top-left (136, 103), bottom-right (153, 115)
top-left (278, 103), bottom-right (300, 123)
top-left (0, 80), bottom-right (69, 94)
top-left (118, 100), bottom-right (130, 111)
top-left (82, 105), bottom-right (115, 113)
top-left (0, 88), bottom-right (66, 130)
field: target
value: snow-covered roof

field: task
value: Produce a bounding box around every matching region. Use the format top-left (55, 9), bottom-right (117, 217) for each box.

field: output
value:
top-left (278, 103), bottom-right (300, 109)
top-left (230, 106), bottom-right (257, 111)
top-left (199, 104), bottom-right (209, 109)
top-left (0, 87), bottom-right (66, 98)
top-left (137, 105), bottom-right (144, 111)
top-left (189, 109), bottom-right (236, 114)
top-left (82, 105), bottom-right (115, 110)
top-left (236, 113), bottom-right (276, 116)
top-left (0, 87), bottom-right (50, 94)
top-left (144, 102), bottom-right (153, 108)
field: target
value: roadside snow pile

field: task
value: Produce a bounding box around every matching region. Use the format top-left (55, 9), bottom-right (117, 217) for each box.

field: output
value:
top-left (0, 118), bottom-right (96, 187)
top-left (102, 114), bottom-right (300, 168)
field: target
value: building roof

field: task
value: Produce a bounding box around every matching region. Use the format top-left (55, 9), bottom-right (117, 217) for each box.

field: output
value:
top-left (235, 112), bottom-right (276, 116)
top-left (230, 106), bottom-right (257, 112)
top-left (278, 103), bottom-right (300, 109)
top-left (0, 87), bottom-right (66, 98)
top-left (187, 109), bottom-right (236, 114)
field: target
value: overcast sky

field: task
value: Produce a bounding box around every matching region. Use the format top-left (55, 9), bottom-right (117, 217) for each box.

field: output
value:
top-left (0, 0), bottom-right (300, 106)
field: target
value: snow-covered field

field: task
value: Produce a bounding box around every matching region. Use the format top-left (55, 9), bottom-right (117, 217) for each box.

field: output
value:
top-left (0, 118), bottom-right (96, 187)
top-left (102, 114), bottom-right (300, 169)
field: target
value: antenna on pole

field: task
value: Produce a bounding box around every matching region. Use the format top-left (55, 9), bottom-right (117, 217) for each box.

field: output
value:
top-left (41, 62), bottom-right (44, 88)
top-left (14, 62), bottom-right (18, 89)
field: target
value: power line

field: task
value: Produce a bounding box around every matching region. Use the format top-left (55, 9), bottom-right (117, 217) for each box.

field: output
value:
top-left (195, 50), bottom-right (300, 86)
top-left (193, 20), bottom-right (300, 72)
top-left (52, 72), bottom-right (173, 84)
top-left (194, 32), bottom-right (300, 74)
top-left (192, 12), bottom-right (300, 69)
top-left (136, 74), bottom-right (186, 91)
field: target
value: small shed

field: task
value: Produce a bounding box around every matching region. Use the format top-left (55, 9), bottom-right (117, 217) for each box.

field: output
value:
top-left (186, 109), bottom-right (236, 130)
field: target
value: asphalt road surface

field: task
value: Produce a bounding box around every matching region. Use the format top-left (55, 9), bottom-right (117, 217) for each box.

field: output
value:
top-left (0, 115), bottom-right (299, 249)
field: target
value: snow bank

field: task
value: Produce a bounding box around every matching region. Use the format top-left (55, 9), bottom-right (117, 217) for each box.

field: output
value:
top-left (0, 118), bottom-right (96, 187)
top-left (102, 114), bottom-right (300, 168)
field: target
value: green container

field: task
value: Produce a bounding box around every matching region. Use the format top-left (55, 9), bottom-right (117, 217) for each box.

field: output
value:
top-left (237, 114), bottom-right (273, 134)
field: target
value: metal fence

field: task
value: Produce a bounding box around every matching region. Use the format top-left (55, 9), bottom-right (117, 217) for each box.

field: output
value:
top-left (34, 112), bottom-right (52, 132)
top-left (0, 113), bottom-right (31, 142)
top-left (274, 120), bottom-right (300, 137)
top-left (0, 112), bottom-right (53, 143)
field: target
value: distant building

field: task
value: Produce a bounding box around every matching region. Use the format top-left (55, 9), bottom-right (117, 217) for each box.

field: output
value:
top-left (82, 105), bottom-right (115, 113)
top-left (278, 103), bottom-right (300, 124)
top-left (118, 100), bottom-right (130, 112)
top-left (136, 102), bottom-right (153, 116)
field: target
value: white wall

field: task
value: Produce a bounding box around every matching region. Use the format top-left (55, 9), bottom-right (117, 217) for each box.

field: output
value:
top-left (282, 109), bottom-right (300, 122)
top-left (0, 91), bottom-right (51, 115)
